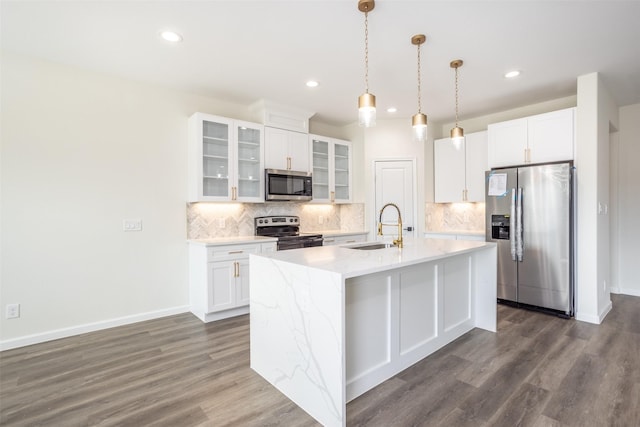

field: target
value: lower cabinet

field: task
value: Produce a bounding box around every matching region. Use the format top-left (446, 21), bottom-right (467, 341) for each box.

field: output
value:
top-left (208, 258), bottom-right (250, 312)
top-left (189, 240), bottom-right (277, 322)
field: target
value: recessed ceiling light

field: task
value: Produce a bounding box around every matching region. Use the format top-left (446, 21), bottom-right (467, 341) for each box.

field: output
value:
top-left (306, 80), bottom-right (319, 88)
top-left (159, 30), bottom-right (183, 43)
top-left (387, 107), bottom-right (397, 113)
top-left (505, 70), bottom-right (521, 78)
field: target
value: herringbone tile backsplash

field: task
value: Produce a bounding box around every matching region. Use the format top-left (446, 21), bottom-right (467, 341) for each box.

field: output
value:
top-left (187, 203), bottom-right (365, 239)
top-left (425, 202), bottom-right (485, 233)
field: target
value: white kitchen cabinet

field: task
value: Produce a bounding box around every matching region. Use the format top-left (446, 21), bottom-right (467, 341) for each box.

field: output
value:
top-left (488, 107), bottom-right (575, 168)
top-left (209, 258), bottom-right (250, 312)
top-left (310, 135), bottom-right (352, 203)
top-left (188, 112), bottom-right (264, 202)
top-left (189, 240), bottom-right (277, 322)
top-left (322, 232), bottom-right (367, 246)
top-left (434, 130), bottom-right (487, 203)
top-left (264, 126), bottom-right (310, 172)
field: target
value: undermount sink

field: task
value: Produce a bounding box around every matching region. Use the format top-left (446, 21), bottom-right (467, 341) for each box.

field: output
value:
top-left (346, 242), bottom-right (397, 250)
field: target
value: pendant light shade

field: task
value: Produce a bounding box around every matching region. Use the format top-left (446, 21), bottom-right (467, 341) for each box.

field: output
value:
top-left (411, 34), bottom-right (427, 142)
top-left (412, 112), bottom-right (427, 142)
top-left (450, 59), bottom-right (465, 150)
top-left (451, 125), bottom-right (464, 151)
top-left (359, 92), bottom-right (376, 127)
top-left (358, 0), bottom-right (376, 127)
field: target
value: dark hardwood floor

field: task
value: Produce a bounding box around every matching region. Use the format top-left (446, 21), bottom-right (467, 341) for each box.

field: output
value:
top-left (2, 294), bottom-right (639, 426)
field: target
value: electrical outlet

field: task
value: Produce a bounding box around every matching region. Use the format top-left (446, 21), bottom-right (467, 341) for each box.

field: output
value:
top-left (123, 219), bottom-right (142, 231)
top-left (318, 216), bottom-right (324, 225)
top-left (6, 303), bottom-right (20, 319)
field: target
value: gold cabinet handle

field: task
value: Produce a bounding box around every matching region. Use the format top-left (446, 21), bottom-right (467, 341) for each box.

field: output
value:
top-left (287, 157), bottom-right (291, 170)
top-left (330, 191), bottom-right (335, 203)
top-left (234, 261), bottom-right (239, 278)
top-left (228, 250), bottom-right (243, 255)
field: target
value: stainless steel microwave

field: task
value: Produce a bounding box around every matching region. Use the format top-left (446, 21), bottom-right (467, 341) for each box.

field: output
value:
top-left (265, 169), bottom-right (312, 201)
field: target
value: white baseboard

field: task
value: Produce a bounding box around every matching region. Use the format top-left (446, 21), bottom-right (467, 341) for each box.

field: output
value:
top-left (599, 299), bottom-right (613, 322)
top-left (610, 287), bottom-right (640, 297)
top-left (0, 305), bottom-right (190, 352)
top-left (575, 299), bottom-right (613, 324)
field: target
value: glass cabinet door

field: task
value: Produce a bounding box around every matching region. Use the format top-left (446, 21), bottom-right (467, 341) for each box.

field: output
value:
top-left (202, 120), bottom-right (230, 198)
top-left (333, 142), bottom-right (350, 201)
top-left (235, 123), bottom-right (262, 200)
top-left (312, 138), bottom-right (330, 200)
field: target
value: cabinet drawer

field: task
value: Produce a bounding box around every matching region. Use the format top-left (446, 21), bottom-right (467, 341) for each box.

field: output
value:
top-left (207, 244), bottom-right (260, 260)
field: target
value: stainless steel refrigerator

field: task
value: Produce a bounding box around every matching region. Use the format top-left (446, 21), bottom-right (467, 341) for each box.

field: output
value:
top-left (485, 162), bottom-right (575, 316)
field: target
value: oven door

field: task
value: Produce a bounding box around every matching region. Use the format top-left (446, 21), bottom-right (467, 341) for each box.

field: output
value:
top-left (303, 236), bottom-right (324, 248)
top-left (265, 169), bottom-right (312, 201)
top-left (277, 239), bottom-right (306, 251)
top-left (277, 235), bottom-right (323, 251)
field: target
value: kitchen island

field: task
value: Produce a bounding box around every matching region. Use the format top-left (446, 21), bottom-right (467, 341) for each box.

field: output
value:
top-left (249, 238), bottom-right (497, 427)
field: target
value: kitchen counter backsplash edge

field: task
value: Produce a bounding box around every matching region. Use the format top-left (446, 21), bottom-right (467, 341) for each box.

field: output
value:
top-left (187, 202), bottom-right (364, 240)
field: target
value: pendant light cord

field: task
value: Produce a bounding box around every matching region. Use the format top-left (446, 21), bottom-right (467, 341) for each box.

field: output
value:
top-left (416, 41), bottom-right (422, 114)
top-left (454, 66), bottom-right (459, 127)
top-left (364, 10), bottom-right (369, 93)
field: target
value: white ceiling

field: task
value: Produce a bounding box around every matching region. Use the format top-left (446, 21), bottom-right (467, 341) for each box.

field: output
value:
top-left (3, 1), bottom-right (640, 127)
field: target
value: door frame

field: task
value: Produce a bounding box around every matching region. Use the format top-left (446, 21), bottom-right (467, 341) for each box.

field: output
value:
top-left (372, 158), bottom-right (419, 239)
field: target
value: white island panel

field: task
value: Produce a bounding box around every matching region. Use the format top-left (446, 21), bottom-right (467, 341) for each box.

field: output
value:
top-left (442, 256), bottom-right (471, 332)
top-left (399, 264), bottom-right (437, 354)
top-left (345, 274), bottom-right (391, 383)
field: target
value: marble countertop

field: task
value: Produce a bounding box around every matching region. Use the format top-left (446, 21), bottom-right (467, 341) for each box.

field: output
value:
top-left (187, 236), bottom-right (278, 246)
top-left (252, 237), bottom-right (495, 279)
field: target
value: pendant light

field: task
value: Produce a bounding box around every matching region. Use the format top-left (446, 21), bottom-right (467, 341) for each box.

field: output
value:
top-left (450, 59), bottom-right (465, 150)
top-left (358, 0), bottom-right (376, 127)
top-left (411, 34), bottom-right (427, 143)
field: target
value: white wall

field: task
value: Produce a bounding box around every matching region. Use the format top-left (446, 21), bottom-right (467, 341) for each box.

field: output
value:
top-left (0, 52), bottom-right (254, 349)
top-left (574, 72), bottom-right (617, 323)
top-left (612, 103), bottom-right (640, 296)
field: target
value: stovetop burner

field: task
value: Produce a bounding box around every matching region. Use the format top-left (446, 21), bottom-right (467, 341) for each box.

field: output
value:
top-left (255, 216), bottom-right (323, 250)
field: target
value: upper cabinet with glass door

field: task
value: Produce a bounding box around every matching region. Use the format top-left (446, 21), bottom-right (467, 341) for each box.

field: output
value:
top-left (235, 121), bottom-right (263, 200)
top-left (188, 113), bottom-right (264, 202)
top-left (310, 135), bottom-right (352, 204)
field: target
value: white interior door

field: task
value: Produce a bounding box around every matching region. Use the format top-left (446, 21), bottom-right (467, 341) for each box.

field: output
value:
top-left (374, 160), bottom-right (415, 239)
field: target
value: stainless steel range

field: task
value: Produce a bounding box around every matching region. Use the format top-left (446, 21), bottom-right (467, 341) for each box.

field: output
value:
top-left (255, 216), bottom-right (323, 251)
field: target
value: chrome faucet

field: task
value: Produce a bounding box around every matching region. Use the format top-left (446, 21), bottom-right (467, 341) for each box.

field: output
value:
top-left (377, 203), bottom-right (403, 248)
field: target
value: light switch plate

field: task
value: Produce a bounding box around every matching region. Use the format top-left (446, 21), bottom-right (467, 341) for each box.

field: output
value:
top-left (123, 219), bottom-right (142, 231)
top-left (6, 303), bottom-right (20, 319)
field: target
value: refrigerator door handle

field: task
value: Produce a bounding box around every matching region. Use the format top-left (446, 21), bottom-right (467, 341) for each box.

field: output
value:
top-left (510, 188), bottom-right (517, 261)
top-left (516, 187), bottom-right (524, 262)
